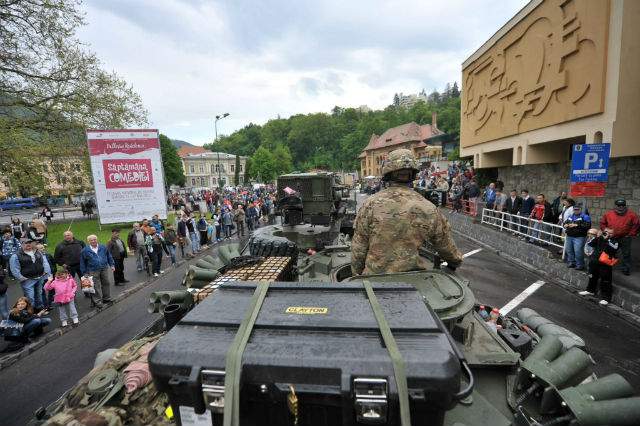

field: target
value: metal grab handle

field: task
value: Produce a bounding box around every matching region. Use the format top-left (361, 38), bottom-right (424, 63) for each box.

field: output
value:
top-left (454, 361), bottom-right (475, 400)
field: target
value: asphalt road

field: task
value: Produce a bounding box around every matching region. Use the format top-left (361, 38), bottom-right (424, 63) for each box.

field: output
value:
top-left (0, 205), bottom-right (639, 425)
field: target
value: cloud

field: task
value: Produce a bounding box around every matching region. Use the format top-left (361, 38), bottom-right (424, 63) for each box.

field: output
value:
top-left (79, 0), bottom-right (529, 145)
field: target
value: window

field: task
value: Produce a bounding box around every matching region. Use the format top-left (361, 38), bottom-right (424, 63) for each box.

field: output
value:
top-left (212, 177), bottom-right (216, 184)
top-left (211, 164), bottom-right (216, 174)
top-left (231, 165), bottom-right (235, 172)
top-left (215, 164), bottom-right (219, 172)
top-left (200, 177), bottom-right (206, 186)
top-left (220, 165), bottom-right (225, 173)
top-left (239, 164), bottom-right (243, 172)
top-left (189, 164), bottom-right (195, 173)
top-left (191, 178), bottom-right (196, 186)
top-left (239, 177), bottom-right (243, 184)
top-left (199, 164), bottom-right (204, 173)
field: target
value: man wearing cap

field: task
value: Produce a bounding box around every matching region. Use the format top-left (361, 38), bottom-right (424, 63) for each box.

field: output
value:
top-left (351, 148), bottom-right (463, 276)
top-left (9, 240), bottom-right (52, 309)
top-left (599, 198), bottom-right (639, 275)
top-left (562, 203), bottom-right (591, 270)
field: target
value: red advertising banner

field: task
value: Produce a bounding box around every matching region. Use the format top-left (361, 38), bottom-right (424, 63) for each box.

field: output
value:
top-left (102, 159), bottom-right (154, 189)
top-left (570, 182), bottom-right (606, 197)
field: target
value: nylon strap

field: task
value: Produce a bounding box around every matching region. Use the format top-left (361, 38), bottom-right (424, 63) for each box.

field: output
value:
top-left (223, 282), bottom-right (270, 426)
top-left (362, 280), bottom-right (411, 426)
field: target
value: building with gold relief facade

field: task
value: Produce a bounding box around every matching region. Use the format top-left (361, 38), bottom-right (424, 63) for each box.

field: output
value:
top-left (360, 114), bottom-right (444, 177)
top-left (460, 0), bottom-right (640, 217)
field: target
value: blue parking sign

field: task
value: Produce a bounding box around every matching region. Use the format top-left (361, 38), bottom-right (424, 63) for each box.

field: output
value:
top-left (570, 143), bottom-right (610, 183)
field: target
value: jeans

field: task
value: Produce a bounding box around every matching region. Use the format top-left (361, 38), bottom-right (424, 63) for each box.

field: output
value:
top-left (189, 231), bottom-right (200, 253)
top-left (150, 246), bottom-right (163, 273)
top-left (57, 300), bottom-right (78, 322)
top-left (134, 246), bottom-right (146, 270)
top-left (21, 277), bottom-right (45, 309)
top-left (224, 225), bottom-right (232, 238)
top-left (88, 267), bottom-right (113, 304)
top-left (0, 292), bottom-right (8, 320)
top-left (565, 236), bottom-right (585, 268)
top-left (167, 244), bottom-right (177, 264)
top-left (529, 221), bottom-right (550, 242)
top-left (23, 317), bottom-right (52, 336)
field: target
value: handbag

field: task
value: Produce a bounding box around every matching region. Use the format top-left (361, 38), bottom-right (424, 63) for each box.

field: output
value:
top-left (81, 275), bottom-right (96, 294)
top-left (0, 319), bottom-right (24, 338)
top-left (599, 251), bottom-right (619, 266)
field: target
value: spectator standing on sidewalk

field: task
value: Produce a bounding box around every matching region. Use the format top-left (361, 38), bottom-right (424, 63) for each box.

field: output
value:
top-left (580, 228), bottom-right (619, 305)
top-left (2, 229), bottom-right (21, 277)
top-left (599, 198), bottom-right (639, 276)
top-left (9, 240), bottom-right (52, 309)
top-left (127, 223), bottom-right (146, 272)
top-left (164, 224), bottom-right (178, 265)
top-left (150, 214), bottom-right (165, 235)
top-left (41, 206), bottom-right (53, 222)
top-left (54, 231), bottom-right (85, 280)
top-left (176, 216), bottom-right (193, 258)
top-left (563, 203), bottom-right (591, 270)
top-left (504, 190), bottom-right (522, 233)
top-left (141, 219), bottom-right (153, 236)
top-left (44, 270), bottom-right (78, 327)
top-left (10, 217), bottom-right (25, 239)
top-left (30, 213), bottom-right (48, 244)
top-left (528, 194), bottom-right (553, 243)
top-left (551, 191), bottom-right (567, 221)
top-left (79, 235), bottom-right (114, 309)
top-left (36, 243), bottom-right (55, 308)
top-left (222, 208), bottom-right (234, 239)
top-left (234, 205), bottom-right (246, 237)
top-left (186, 214), bottom-right (200, 254)
top-left (518, 190), bottom-right (535, 239)
top-left (0, 269), bottom-right (8, 320)
top-left (245, 202), bottom-right (256, 232)
top-left (466, 178), bottom-right (480, 216)
top-left (197, 214), bottom-right (209, 246)
top-left (484, 182), bottom-right (497, 209)
top-left (106, 228), bottom-right (128, 286)
top-left (144, 228), bottom-right (169, 277)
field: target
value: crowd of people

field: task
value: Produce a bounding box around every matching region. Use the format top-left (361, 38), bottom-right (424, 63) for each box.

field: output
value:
top-left (0, 185), bottom-right (279, 345)
top-left (414, 160), bottom-right (639, 306)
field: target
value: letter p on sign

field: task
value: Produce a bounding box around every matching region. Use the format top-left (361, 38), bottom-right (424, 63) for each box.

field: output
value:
top-left (584, 152), bottom-right (598, 169)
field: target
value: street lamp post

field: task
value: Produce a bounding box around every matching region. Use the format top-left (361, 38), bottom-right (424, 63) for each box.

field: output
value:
top-left (214, 113), bottom-right (230, 189)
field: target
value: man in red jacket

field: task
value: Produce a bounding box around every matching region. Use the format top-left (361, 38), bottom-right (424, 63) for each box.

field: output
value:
top-left (600, 198), bottom-right (639, 276)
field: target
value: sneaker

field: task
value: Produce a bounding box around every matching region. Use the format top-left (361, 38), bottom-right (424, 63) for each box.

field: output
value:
top-left (61, 320), bottom-right (68, 327)
top-left (72, 317), bottom-right (79, 324)
top-left (568, 264), bottom-right (576, 269)
top-left (160, 270), bottom-right (165, 274)
top-left (578, 291), bottom-right (593, 296)
top-left (154, 273), bottom-right (159, 277)
top-left (599, 300), bottom-right (609, 306)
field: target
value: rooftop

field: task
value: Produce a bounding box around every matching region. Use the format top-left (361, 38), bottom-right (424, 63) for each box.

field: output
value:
top-left (177, 146), bottom-right (209, 158)
top-left (362, 121), bottom-right (443, 152)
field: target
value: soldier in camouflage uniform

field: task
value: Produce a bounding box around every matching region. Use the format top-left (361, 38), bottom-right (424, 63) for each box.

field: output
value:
top-left (351, 148), bottom-right (462, 275)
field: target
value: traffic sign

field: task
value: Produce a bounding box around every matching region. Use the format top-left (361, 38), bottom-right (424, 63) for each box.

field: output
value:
top-left (570, 143), bottom-right (610, 183)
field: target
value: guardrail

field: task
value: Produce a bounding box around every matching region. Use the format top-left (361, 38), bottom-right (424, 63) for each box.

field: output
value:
top-left (446, 197), bottom-right (481, 217)
top-left (480, 208), bottom-right (566, 255)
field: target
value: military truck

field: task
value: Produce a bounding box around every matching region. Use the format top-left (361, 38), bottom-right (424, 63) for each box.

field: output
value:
top-left (33, 177), bottom-right (640, 426)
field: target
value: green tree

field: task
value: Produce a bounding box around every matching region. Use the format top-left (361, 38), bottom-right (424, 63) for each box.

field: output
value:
top-left (234, 155), bottom-right (240, 185)
top-left (159, 134), bottom-right (185, 186)
top-left (272, 144), bottom-right (293, 175)
top-left (250, 147), bottom-right (276, 182)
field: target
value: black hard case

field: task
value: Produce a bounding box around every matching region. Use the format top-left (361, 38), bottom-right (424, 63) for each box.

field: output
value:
top-left (149, 282), bottom-right (461, 426)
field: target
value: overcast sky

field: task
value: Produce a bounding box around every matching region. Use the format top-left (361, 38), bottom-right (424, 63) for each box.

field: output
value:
top-left (79, 0), bottom-right (528, 145)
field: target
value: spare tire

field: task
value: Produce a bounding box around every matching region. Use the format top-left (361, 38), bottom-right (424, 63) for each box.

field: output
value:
top-left (249, 226), bottom-right (298, 262)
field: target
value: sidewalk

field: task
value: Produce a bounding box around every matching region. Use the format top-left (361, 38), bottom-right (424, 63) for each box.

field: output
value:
top-left (0, 234), bottom-right (244, 355)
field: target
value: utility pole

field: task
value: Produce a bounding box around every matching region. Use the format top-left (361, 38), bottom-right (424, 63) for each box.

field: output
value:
top-left (214, 113), bottom-right (230, 189)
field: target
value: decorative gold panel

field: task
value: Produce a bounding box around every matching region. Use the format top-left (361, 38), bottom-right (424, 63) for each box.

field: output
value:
top-left (461, 0), bottom-right (609, 147)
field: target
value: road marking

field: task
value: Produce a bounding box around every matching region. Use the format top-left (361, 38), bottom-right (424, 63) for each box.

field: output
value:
top-left (441, 248), bottom-right (482, 266)
top-left (499, 280), bottom-right (546, 315)
top-left (462, 248), bottom-right (482, 258)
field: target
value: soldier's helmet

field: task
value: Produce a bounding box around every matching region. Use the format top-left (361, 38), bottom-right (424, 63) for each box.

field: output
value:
top-left (381, 148), bottom-right (419, 177)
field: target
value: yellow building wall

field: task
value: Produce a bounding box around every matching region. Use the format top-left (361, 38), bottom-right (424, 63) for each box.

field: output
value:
top-left (461, 0), bottom-right (610, 148)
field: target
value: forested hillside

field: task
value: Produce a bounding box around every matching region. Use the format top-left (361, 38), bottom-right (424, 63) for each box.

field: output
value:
top-left (204, 84), bottom-right (461, 181)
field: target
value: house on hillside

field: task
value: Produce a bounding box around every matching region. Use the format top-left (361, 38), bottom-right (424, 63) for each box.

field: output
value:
top-left (359, 113), bottom-right (444, 177)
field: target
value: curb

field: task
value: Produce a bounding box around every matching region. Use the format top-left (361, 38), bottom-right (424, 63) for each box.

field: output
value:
top-left (0, 237), bottom-right (238, 371)
top-left (452, 228), bottom-right (640, 330)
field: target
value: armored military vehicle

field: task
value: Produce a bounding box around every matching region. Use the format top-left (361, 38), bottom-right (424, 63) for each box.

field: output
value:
top-left (32, 176), bottom-right (640, 426)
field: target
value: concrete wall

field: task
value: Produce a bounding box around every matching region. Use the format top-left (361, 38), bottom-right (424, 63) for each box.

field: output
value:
top-left (496, 156), bottom-right (640, 222)
top-left (446, 211), bottom-right (640, 318)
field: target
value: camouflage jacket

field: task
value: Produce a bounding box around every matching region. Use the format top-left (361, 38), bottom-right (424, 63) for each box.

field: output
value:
top-left (351, 184), bottom-right (463, 275)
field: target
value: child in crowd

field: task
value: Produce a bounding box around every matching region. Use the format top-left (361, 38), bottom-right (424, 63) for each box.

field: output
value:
top-left (207, 220), bottom-right (216, 245)
top-left (45, 270), bottom-right (78, 327)
top-left (36, 243), bottom-right (56, 308)
top-left (10, 296), bottom-right (52, 340)
top-left (580, 228), bottom-right (619, 306)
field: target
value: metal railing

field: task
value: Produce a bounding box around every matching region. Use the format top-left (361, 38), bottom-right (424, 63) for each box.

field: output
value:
top-left (446, 197), bottom-right (482, 217)
top-left (480, 208), bottom-right (566, 255)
